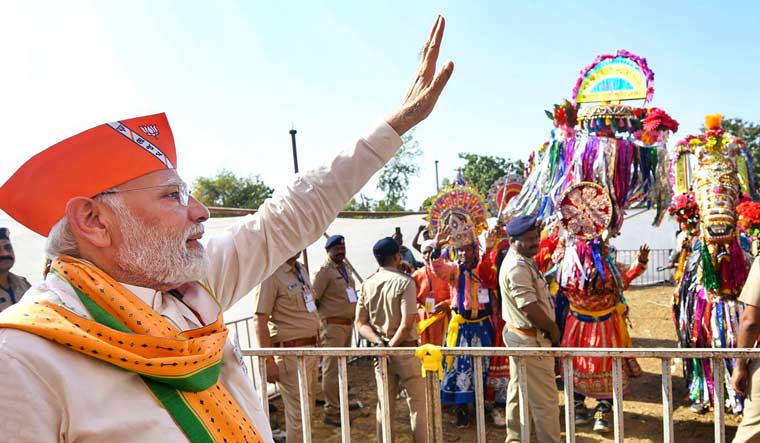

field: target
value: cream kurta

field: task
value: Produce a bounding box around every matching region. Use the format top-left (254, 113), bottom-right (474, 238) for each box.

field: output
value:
top-left (0, 122), bottom-right (402, 443)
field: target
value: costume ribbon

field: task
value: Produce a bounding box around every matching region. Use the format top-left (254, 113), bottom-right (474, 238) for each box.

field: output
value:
top-left (0, 256), bottom-right (262, 443)
top-left (417, 312), bottom-right (447, 335)
top-left (568, 303), bottom-right (632, 348)
top-left (445, 313), bottom-right (488, 368)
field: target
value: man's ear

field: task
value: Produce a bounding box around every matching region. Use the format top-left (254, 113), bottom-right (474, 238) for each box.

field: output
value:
top-left (64, 197), bottom-right (113, 248)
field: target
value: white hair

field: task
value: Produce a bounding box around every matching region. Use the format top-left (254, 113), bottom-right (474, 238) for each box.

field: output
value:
top-left (46, 216), bottom-right (79, 259)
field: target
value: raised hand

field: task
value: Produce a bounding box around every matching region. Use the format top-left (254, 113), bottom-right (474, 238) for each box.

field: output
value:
top-left (434, 224), bottom-right (451, 248)
top-left (638, 244), bottom-right (650, 263)
top-left (386, 16), bottom-right (454, 136)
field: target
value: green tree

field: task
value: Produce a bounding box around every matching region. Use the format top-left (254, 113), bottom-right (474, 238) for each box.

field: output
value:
top-left (343, 194), bottom-right (377, 211)
top-left (718, 118), bottom-right (760, 188)
top-left (192, 169), bottom-right (273, 209)
top-left (376, 129), bottom-right (422, 210)
top-left (457, 153), bottom-right (524, 195)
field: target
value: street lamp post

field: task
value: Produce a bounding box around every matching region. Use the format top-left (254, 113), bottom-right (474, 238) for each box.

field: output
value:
top-left (435, 160), bottom-right (440, 193)
top-left (289, 127), bottom-right (309, 272)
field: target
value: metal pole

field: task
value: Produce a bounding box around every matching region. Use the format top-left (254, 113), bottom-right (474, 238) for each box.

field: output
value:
top-left (435, 160), bottom-right (440, 193)
top-left (290, 127), bottom-right (310, 273)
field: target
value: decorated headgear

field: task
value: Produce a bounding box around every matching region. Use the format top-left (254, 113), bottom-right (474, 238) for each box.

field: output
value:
top-left (428, 185), bottom-right (488, 248)
top-left (0, 113), bottom-right (177, 236)
top-left (558, 182), bottom-right (613, 240)
top-left (487, 173), bottom-right (524, 219)
top-left (674, 115), bottom-right (743, 245)
top-left (325, 235), bottom-right (345, 250)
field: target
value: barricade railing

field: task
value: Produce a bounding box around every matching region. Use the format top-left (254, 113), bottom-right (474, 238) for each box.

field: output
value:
top-left (616, 248), bottom-right (674, 286)
top-left (240, 346), bottom-right (760, 443)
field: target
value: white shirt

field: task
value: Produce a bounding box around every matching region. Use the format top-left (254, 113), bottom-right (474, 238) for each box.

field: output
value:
top-left (0, 122), bottom-right (402, 443)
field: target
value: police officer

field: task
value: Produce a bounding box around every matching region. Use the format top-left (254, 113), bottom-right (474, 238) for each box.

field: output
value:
top-left (311, 234), bottom-right (360, 424)
top-left (253, 253), bottom-right (321, 443)
top-left (499, 215), bottom-right (561, 443)
top-left (355, 237), bottom-right (428, 443)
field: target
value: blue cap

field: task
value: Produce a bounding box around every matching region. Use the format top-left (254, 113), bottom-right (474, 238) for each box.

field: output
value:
top-left (325, 235), bottom-right (345, 250)
top-left (505, 215), bottom-right (537, 238)
top-left (373, 237), bottom-right (400, 258)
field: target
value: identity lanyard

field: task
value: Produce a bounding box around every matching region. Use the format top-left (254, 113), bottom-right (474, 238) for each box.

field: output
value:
top-left (337, 264), bottom-right (351, 286)
top-left (2, 285), bottom-right (16, 304)
top-left (425, 267), bottom-right (434, 296)
top-left (294, 266), bottom-right (308, 289)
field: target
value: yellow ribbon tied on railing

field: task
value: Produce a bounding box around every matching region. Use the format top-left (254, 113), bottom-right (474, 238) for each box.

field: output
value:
top-left (415, 343), bottom-right (444, 380)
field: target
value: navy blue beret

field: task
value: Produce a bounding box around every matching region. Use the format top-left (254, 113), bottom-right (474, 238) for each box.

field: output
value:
top-left (325, 235), bottom-right (345, 250)
top-left (373, 237), bottom-right (400, 258)
top-left (506, 215), bottom-right (538, 237)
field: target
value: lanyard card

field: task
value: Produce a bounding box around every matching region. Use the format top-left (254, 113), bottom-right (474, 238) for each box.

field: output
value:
top-left (303, 290), bottom-right (317, 313)
top-left (424, 297), bottom-right (435, 313)
top-left (477, 287), bottom-right (490, 304)
top-left (346, 287), bottom-right (358, 303)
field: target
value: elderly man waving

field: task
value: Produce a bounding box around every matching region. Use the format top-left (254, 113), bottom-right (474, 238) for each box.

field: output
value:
top-left (0, 16), bottom-right (453, 443)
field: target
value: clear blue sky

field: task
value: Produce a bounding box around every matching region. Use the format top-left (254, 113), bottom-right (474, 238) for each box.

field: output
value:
top-left (1, 1), bottom-right (758, 209)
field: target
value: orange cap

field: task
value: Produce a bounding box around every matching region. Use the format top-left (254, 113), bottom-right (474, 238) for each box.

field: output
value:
top-left (0, 113), bottom-right (177, 236)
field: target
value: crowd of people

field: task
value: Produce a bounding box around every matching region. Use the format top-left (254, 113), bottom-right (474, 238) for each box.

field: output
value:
top-left (1, 13), bottom-right (760, 443)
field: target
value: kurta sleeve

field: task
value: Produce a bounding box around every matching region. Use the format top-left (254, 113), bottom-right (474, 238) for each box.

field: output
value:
top-left (477, 253), bottom-right (497, 289)
top-left (204, 123), bottom-right (402, 310)
top-left (430, 256), bottom-right (458, 285)
top-left (0, 351), bottom-right (64, 442)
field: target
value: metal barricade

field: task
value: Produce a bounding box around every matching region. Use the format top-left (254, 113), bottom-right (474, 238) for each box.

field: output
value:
top-left (615, 248), bottom-right (675, 286)
top-left (240, 346), bottom-right (760, 443)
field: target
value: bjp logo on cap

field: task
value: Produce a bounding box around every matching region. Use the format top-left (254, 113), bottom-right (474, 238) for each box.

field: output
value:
top-left (140, 124), bottom-right (160, 138)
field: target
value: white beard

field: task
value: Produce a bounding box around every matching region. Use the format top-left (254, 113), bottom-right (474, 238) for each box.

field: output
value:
top-left (108, 199), bottom-right (209, 288)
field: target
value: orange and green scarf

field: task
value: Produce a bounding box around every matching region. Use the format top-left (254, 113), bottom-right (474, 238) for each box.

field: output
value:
top-left (0, 256), bottom-right (263, 443)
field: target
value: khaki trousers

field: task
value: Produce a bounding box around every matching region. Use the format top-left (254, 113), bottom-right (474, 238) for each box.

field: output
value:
top-left (275, 352), bottom-right (319, 443)
top-left (734, 360), bottom-right (760, 443)
top-left (504, 329), bottom-right (560, 443)
top-left (373, 354), bottom-right (428, 443)
top-left (321, 322), bottom-right (353, 414)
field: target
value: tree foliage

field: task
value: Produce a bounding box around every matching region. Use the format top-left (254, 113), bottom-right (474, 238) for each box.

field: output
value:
top-left (376, 130), bottom-right (422, 211)
top-left (343, 194), bottom-right (377, 211)
top-left (192, 169), bottom-right (273, 209)
top-left (457, 153), bottom-right (524, 196)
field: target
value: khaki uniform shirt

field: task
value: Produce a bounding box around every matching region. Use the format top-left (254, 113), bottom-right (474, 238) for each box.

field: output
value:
top-left (740, 257), bottom-right (760, 307)
top-left (0, 272), bottom-right (31, 313)
top-left (357, 266), bottom-right (418, 342)
top-left (252, 261), bottom-right (321, 344)
top-left (0, 121), bottom-right (402, 443)
top-left (499, 248), bottom-right (555, 329)
top-left (311, 257), bottom-right (356, 320)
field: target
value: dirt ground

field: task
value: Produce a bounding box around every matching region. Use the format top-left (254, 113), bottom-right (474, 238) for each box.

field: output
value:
top-left (269, 285), bottom-right (742, 442)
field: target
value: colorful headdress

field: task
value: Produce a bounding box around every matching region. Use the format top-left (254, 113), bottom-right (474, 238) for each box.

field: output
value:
top-left (428, 185), bottom-right (488, 248)
top-left (557, 182), bottom-right (613, 240)
top-left (0, 113), bottom-right (177, 236)
top-left (737, 201), bottom-right (760, 238)
top-left (487, 173), bottom-right (524, 219)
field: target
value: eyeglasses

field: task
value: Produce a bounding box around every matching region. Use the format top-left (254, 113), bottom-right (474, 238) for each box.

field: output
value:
top-left (98, 182), bottom-right (191, 206)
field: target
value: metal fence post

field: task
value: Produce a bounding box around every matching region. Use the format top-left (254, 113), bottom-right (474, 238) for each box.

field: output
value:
top-left (297, 356), bottom-right (313, 443)
top-left (516, 357), bottom-right (530, 443)
top-left (563, 357), bottom-right (576, 443)
top-left (473, 356), bottom-right (487, 443)
top-left (255, 356), bottom-right (270, 421)
top-left (338, 356), bottom-right (352, 443)
top-left (612, 357), bottom-right (624, 443)
top-left (379, 356), bottom-right (393, 443)
top-left (713, 358), bottom-right (726, 443)
top-left (662, 358), bottom-right (674, 443)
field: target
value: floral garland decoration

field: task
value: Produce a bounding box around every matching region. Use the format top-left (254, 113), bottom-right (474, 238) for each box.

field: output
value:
top-left (668, 192), bottom-right (699, 232)
top-left (571, 49), bottom-right (655, 104)
top-left (737, 201), bottom-right (760, 237)
top-left (544, 99), bottom-right (578, 129)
